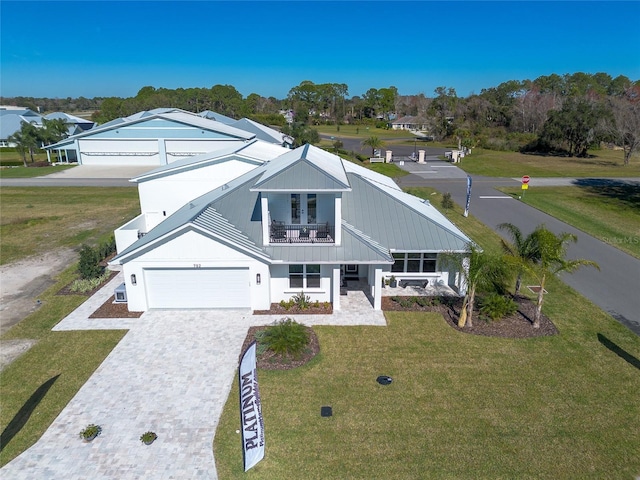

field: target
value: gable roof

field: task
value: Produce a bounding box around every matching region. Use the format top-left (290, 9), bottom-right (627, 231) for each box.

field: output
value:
top-left (251, 144), bottom-right (351, 192)
top-left (44, 111), bottom-right (255, 149)
top-left (229, 118), bottom-right (287, 145)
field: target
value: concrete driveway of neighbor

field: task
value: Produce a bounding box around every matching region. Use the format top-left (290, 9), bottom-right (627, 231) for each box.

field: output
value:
top-left (1, 273), bottom-right (385, 479)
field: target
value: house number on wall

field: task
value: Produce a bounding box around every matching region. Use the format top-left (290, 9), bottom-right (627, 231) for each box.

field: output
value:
top-left (193, 264), bottom-right (201, 268)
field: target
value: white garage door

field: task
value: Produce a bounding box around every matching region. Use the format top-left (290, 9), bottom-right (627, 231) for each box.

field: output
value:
top-left (145, 268), bottom-right (250, 309)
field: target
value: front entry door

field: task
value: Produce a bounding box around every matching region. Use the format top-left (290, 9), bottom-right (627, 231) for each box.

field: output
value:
top-left (291, 194), bottom-right (317, 225)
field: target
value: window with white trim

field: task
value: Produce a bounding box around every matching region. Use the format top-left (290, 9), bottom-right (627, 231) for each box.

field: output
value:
top-left (391, 253), bottom-right (437, 273)
top-left (289, 264), bottom-right (321, 288)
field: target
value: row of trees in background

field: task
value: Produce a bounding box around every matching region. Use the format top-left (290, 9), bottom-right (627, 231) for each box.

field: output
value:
top-left (2, 72), bottom-right (638, 163)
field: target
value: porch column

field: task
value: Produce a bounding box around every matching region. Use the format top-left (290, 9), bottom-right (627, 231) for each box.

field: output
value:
top-left (46, 149), bottom-right (51, 164)
top-left (334, 196), bottom-right (342, 245)
top-left (261, 194), bottom-right (270, 244)
top-left (332, 266), bottom-right (341, 310)
top-left (418, 150), bottom-right (425, 163)
top-left (373, 267), bottom-right (382, 310)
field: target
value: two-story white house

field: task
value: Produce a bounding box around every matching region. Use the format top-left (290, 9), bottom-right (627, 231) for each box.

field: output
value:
top-left (110, 144), bottom-right (472, 312)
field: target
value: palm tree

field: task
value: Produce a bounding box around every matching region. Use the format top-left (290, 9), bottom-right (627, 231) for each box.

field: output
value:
top-left (445, 244), bottom-right (510, 328)
top-left (498, 223), bottom-right (541, 295)
top-left (526, 226), bottom-right (599, 328)
top-left (361, 135), bottom-right (385, 157)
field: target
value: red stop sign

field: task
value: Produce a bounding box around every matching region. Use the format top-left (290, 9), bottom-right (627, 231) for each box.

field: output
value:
top-left (522, 175), bottom-right (530, 184)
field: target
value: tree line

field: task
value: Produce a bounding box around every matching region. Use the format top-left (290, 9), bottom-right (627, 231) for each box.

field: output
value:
top-left (3, 71), bottom-right (638, 164)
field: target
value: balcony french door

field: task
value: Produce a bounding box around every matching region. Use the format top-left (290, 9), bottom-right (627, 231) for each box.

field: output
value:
top-left (291, 194), bottom-right (316, 225)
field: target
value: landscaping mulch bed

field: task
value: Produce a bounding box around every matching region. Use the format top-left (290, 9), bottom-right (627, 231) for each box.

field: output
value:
top-left (56, 270), bottom-right (118, 296)
top-left (253, 303), bottom-right (333, 315)
top-left (240, 325), bottom-right (320, 370)
top-left (89, 295), bottom-right (144, 319)
top-left (382, 295), bottom-right (558, 338)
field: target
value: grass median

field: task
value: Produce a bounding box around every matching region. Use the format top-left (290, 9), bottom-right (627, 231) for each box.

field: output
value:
top-left (213, 189), bottom-right (640, 479)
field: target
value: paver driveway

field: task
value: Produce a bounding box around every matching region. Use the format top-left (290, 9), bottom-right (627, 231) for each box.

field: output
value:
top-left (1, 273), bottom-right (385, 479)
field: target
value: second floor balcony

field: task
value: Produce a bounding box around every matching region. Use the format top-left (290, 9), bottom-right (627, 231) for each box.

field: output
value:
top-left (270, 221), bottom-right (335, 244)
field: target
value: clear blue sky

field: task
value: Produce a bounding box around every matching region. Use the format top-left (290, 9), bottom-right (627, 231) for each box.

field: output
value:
top-left (1, 1), bottom-right (639, 100)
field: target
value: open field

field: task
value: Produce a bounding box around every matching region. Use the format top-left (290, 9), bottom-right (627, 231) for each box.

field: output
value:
top-left (0, 187), bottom-right (140, 265)
top-left (499, 185), bottom-right (640, 259)
top-left (0, 165), bottom-right (75, 178)
top-left (0, 266), bottom-right (126, 467)
top-left (213, 194), bottom-right (640, 479)
top-left (457, 148), bottom-right (640, 177)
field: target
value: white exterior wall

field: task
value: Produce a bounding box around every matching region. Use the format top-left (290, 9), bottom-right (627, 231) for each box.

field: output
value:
top-left (122, 230), bottom-right (269, 311)
top-left (114, 214), bottom-right (146, 252)
top-left (137, 160), bottom-right (261, 230)
top-left (165, 140), bottom-right (246, 159)
top-left (269, 264), bottom-right (333, 305)
top-left (78, 139), bottom-right (161, 166)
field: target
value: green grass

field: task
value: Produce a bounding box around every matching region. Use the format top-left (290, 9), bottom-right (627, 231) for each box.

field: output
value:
top-left (0, 149), bottom-right (50, 166)
top-left (214, 187), bottom-right (640, 479)
top-left (0, 266), bottom-right (127, 466)
top-left (0, 165), bottom-right (76, 178)
top-left (457, 148), bottom-right (640, 178)
top-left (0, 187), bottom-right (140, 265)
top-left (499, 186), bottom-right (640, 259)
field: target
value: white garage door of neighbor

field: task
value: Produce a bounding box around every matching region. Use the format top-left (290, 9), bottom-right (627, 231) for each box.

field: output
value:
top-left (145, 268), bottom-right (250, 309)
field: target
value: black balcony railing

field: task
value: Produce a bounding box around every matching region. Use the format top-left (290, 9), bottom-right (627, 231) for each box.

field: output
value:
top-left (270, 222), bottom-right (335, 244)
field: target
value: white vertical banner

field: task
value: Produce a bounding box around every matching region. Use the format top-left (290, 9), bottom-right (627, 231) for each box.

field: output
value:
top-left (239, 341), bottom-right (265, 472)
top-left (463, 175), bottom-right (472, 217)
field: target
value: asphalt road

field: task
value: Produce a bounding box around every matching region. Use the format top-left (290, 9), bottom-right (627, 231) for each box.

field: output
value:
top-left (395, 160), bottom-right (640, 335)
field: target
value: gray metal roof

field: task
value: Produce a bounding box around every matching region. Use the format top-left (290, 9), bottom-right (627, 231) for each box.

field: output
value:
top-left (113, 143), bottom-right (471, 266)
top-left (230, 118), bottom-right (285, 144)
top-left (251, 144), bottom-right (350, 192)
top-left (198, 111), bottom-right (236, 125)
top-left (45, 111), bottom-right (255, 149)
top-left (342, 173), bottom-right (470, 252)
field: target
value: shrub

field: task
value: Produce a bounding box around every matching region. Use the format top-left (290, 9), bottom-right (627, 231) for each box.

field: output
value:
top-left (78, 244), bottom-right (103, 279)
top-left (291, 291), bottom-right (311, 310)
top-left (441, 192), bottom-right (454, 210)
top-left (260, 318), bottom-right (310, 357)
top-left (69, 272), bottom-right (112, 293)
top-left (416, 296), bottom-right (432, 307)
top-left (479, 293), bottom-right (518, 321)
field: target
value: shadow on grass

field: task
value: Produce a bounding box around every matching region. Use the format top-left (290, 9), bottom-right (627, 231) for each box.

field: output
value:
top-left (0, 374), bottom-right (59, 452)
top-left (597, 334), bottom-right (640, 371)
top-left (572, 178), bottom-right (640, 210)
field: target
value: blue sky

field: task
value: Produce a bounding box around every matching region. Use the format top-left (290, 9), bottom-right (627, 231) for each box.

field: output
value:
top-left (1, 1), bottom-right (639, 100)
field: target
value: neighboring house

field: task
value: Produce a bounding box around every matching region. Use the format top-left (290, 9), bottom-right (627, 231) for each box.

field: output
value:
top-left (43, 112), bottom-right (95, 136)
top-left (389, 115), bottom-right (430, 131)
top-left (110, 144), bottom-right (471, 313)
top-left (44, 109), bottom-right (292, 165)
top-left (0, 108), bottom-right (43, 146)
top-left (44, 110), bottom-right (256, 166)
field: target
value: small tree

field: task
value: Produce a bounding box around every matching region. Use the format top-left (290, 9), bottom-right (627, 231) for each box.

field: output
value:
top-left (444, 245), bottom-right (510, 328)
top-left (498, 222), bottom-right (541, 295)
top-left (441, 192), bottom-right (454, 210)
top-left (525, 226), bottom-right (599, 328)
top-left (361, 135), bottom-right (385, 157)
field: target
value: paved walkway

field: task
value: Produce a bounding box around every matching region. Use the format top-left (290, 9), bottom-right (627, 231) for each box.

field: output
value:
top-left (1, 274), bottom-right (385, 479)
